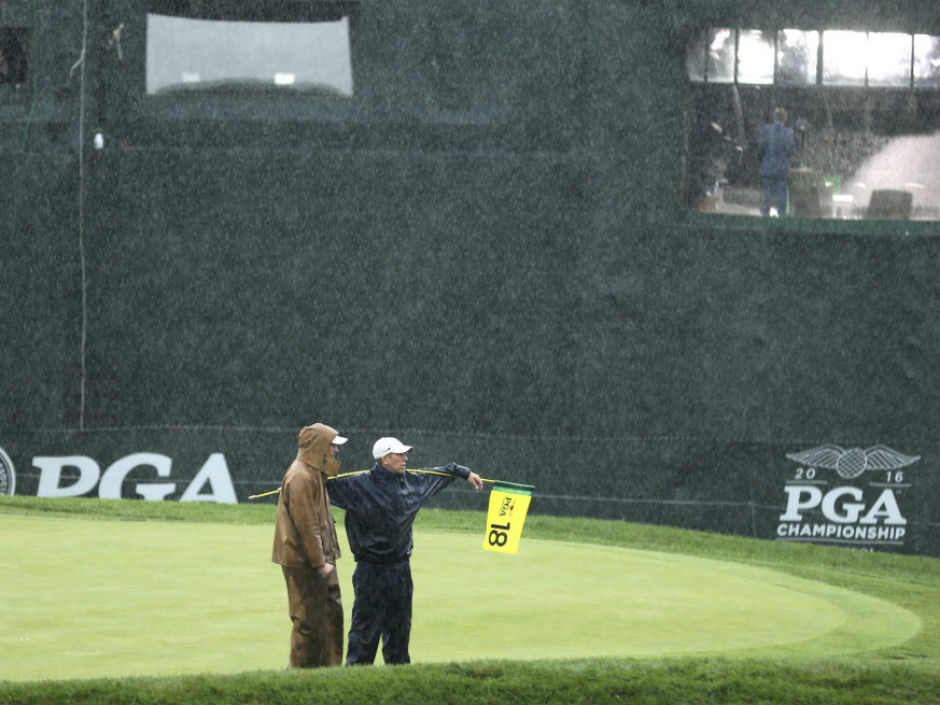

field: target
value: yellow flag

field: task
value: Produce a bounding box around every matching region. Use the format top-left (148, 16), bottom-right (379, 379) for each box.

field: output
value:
top-left (482, 481), bottom-right (534, 554)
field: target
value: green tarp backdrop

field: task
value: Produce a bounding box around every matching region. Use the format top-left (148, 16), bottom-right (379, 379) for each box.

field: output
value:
top-left (1, 0), bottom-right (937, 555)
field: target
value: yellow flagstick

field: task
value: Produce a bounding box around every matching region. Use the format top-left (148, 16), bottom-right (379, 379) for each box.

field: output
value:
top-left (248, 469), bottom-right (497, 499)
top-left (410, 469), bottom-right (496, 483)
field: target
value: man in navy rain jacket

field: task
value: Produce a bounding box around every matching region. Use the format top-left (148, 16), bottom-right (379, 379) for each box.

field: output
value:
top-left (327, 436), bottom-right (483, 665)
top-left (758, 107), bottom-right (797, 216)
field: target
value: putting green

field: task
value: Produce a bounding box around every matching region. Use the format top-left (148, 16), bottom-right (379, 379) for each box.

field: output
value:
top-left (412, 532), bottom-right (920, 661)
top-left (0, 515), bottom-right (920, 680)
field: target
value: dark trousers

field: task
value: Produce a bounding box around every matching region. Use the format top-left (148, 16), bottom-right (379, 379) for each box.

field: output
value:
top-left (282, 565), bottom-right (344, 668)
top-left (346, 561), bottom-right (413, 665)
top-left (761, 175), bottom-right (788, 216)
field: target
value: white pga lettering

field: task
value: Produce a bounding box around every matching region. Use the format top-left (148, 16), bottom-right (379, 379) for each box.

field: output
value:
top-left (33, 453), bottom-right (237, 503)
top-left (779, 485), bottom-right (906, 525)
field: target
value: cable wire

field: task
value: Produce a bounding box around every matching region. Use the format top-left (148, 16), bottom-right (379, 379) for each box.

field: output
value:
top-left (77, 0), bottom-right (90, 430)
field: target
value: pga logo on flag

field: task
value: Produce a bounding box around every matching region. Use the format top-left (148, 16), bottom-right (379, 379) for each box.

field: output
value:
top-left (482, 481), bottom-right (534, 554)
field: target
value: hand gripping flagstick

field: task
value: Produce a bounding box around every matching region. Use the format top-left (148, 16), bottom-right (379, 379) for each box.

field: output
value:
top-left (249, 470), bottom-right (535, 554)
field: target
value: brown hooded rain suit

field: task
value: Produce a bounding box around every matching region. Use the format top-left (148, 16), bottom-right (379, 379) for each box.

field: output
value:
top-left (272, 422), bottom-right (344, 668)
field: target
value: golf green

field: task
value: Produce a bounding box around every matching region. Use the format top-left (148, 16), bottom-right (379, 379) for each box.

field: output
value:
top-left (1, 515), bottom-right (919, 680)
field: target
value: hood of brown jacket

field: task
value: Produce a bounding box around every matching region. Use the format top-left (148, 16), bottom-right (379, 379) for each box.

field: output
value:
top-left (296, 422), bottom-right (342, 476)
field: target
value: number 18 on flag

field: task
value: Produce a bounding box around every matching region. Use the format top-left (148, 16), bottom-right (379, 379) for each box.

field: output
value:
top-left (482, 481), bottom-right (534, 554)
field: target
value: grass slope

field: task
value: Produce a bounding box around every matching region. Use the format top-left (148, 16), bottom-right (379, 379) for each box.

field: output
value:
top-left (1, 496), bottom-right (937, 705)
top-left (3, 516), bottom-right (919, 678)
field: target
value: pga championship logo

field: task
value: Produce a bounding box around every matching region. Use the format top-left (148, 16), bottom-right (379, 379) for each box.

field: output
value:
top-left (776, 444), bottom-right (919, 549)
top-left (0, 446), bottom-right (15, 495)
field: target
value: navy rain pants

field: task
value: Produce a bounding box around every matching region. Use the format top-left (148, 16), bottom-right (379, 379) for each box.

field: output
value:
top-left (346, 561), bottom-right (414, 665)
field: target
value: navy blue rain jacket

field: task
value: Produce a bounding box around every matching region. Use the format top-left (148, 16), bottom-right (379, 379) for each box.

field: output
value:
top-left (327, 462), bottom-right (470, 565)
top-left (758, 120), bottom-right (797, 177)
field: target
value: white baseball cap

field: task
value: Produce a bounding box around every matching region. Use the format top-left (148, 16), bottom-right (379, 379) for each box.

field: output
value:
top-left (372, 437), bottom-right (412, 459)
top-left (333, 433), bottom-right (348, 445)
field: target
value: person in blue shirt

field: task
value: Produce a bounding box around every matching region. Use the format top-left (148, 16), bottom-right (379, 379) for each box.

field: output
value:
top-left (327, 436), bottom-right (483, 665)
top-left (758, 107), bottom-right (797, 216)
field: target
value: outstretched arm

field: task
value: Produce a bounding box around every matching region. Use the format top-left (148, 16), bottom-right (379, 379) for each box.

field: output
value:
top-left (415, 462), bottom-right (484, 497)
top-left (443, 462), bottom-right (483, 491)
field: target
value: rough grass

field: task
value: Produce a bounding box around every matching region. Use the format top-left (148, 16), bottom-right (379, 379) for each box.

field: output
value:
top-left (1, 495), bottom-right (937, 705)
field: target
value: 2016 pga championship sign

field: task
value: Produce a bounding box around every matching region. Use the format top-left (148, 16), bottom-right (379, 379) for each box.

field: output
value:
top-left (776, 444), bottom-right (918, 549)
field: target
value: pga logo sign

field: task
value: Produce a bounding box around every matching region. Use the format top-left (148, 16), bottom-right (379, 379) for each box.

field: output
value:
top-left (776, 444), bottom-right (918, 546)
top-left (779, 485), bottom-right (905, 525)
top-left (33, 452), bottom-right (237, 503)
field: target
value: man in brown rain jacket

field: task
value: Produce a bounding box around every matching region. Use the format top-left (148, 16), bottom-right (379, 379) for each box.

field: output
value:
top-left (272, 422), bottom-right (347, 668)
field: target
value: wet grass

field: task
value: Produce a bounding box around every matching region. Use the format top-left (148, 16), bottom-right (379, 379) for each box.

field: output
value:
top-left (1, 495), bottom-right (937, 705)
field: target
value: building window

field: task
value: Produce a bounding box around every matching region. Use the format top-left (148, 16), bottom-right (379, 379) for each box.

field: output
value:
top-left (736, 30), bottom-right (775, 85)
top-left (0, 27), bottom-right (28, 91)
top-left (915, 34), bottom-right (940, 86)
top-left (821, 31), bottom-right (868, 86)
top-left (146, 8), bottom-right (354, 97)
top-left (684, 28), bottom-right (940, 221)
top-left (777, 30), bottom-right (819, 86)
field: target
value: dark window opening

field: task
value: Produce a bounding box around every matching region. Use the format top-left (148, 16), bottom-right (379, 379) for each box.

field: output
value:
top-left (0, 27), bottom-right (28, 90)
top-left (684, 28), bottom-right (940, 221)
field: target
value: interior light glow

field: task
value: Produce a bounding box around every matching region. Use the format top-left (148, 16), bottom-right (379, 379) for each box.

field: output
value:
top-left (823, 30), bottom-right (867, 85)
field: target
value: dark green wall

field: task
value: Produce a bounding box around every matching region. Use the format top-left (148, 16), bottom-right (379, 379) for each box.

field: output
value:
top-left (2, 0), bottom-right (937, 555)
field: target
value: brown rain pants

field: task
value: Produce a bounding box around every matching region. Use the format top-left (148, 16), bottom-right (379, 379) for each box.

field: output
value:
top-left (282, 565), bottom-right (344, 668)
